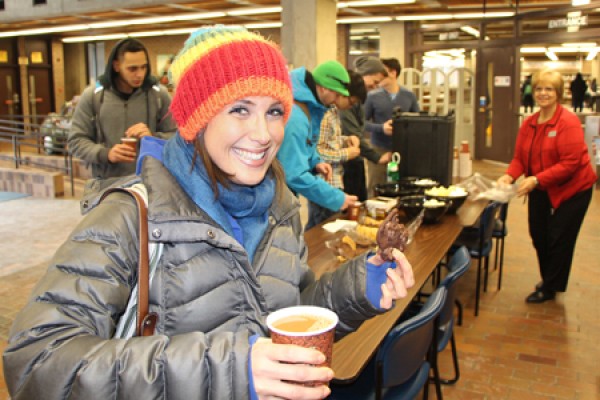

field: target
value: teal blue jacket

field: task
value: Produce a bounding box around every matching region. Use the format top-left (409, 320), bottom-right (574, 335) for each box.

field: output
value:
top-left (277, 67), bottom-right (345, 211)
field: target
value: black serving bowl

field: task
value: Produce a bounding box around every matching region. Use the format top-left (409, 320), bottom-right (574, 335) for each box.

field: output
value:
top-left (374, 183), bottom-right (420, 198)
top-left (397, 195), bottom-right (449, 224)
top-left (397, 176), bottom-right (420, 185)
top-left (424, 192), bottom-right (468, 214)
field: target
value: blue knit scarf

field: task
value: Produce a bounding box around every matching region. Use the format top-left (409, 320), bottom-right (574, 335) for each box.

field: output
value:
top-left (163, 133), bottom-right (274, 263)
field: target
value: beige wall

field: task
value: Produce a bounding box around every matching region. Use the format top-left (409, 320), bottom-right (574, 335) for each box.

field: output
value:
top-left (63, 43), bottom-right (88, 101)
top-left (51, 39), bottom-right (65, 111)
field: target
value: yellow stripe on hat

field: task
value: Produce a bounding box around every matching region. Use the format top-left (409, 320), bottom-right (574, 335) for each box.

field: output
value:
top-left (170, 30), bottom-right (274, 85)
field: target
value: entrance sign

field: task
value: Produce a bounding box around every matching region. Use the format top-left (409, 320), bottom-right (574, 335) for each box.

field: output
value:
top-left (548, 12), bottom-right (587, 30)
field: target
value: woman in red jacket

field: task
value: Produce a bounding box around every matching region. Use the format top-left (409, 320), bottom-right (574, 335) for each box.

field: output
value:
top-left (498, 68), bottom-right (596, 303)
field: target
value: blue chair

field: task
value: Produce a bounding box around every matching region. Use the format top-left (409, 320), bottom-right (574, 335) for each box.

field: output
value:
top-left (329, 287), bottom-right (447, 400)
top-left (436, 246), bottom-right (471, 384)
top-left (492, 203), bottom-right (509, 290)
top-left (402, 247), bottom-right (471, 385)
top-left (451, 201), bottom-right (502, 316)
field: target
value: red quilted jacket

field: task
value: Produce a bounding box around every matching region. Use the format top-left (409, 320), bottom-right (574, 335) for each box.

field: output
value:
top-left (507, 104), bottom-right (597, 209)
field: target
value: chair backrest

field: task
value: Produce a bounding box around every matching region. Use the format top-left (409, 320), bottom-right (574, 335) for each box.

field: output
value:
top-left (439, 246), bottom-right (471, 326)
top-left (376, 287), bottom-right (447, 389)
top-left (495, 202), bottom-right (509, 235)
top-left (479, 201), bottom-right (503, 245)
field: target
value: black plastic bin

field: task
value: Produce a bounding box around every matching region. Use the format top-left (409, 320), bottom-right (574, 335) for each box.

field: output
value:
top-left (392, 112), bottom-right (455, 187)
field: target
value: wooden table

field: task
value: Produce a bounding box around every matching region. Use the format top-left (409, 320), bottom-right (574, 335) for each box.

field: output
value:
top-left (305, 198), bottom-right (487, 383)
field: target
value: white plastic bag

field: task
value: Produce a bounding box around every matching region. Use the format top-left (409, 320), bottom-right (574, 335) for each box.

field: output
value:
top-left (457, 173), bottom-right (517, 203)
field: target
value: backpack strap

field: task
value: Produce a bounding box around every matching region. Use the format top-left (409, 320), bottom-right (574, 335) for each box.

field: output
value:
top-left (100, 185), bottom-right (159, 337)
top-left (91, 86), bottom-right (107, 144)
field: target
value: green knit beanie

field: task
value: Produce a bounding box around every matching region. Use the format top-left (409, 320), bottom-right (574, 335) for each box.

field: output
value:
top-left (312, 60), bottom-right (350, 96)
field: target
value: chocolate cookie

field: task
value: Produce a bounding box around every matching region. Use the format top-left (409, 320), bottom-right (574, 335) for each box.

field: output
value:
top-left (376, 208), bottom-right (409, 261)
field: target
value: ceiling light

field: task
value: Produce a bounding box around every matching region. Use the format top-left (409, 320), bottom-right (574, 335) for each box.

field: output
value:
top-left (337, 16), bottom-right (394, 24)
top-left (548, 46), bottom-right (593, 53)
top-left (0, 11), bottom-right (228, 37)
top-left (572, 0), bottom-right (590, 5)
top-left (460, 26), bottom-right (480, 37)
top-left (350, 28), bottom-right (379, 34)
top-left (227, 6), bottom-right (281, 16)
top-left (88, 17), bottom-right (174, 29)
top-left (171, 12), bottom-right (228, 21)
top-left (395, 14), bottom-right (452, 21)
top-left (520, 47), bottom-right (548, 53)
top-left (586, 50), bottom-right (598, 60)
top-left (338, 0), bottom-right (415, 8)
top-left (244, 22), bottom-right (283, 29)
top-left (350, 35), bottom-right (380, 40)
top-left (62, 34), bottom-right (129, 43)
top-left (545, 50), bottom-right (559, 61)
top-left (0, 24), bottom-right (88, 37)
top-left (453, 12), bottom-right (514, 19)
top-left (62, 28), bottom-right (200, 43)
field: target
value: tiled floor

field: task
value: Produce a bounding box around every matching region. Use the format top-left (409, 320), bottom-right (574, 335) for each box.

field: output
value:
top-left (0, 161), bottom-right (598, 400)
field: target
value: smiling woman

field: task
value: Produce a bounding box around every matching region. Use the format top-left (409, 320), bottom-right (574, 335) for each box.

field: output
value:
top-left (3, 25), bottom-right (416, 400)
top-left (497, 67), bottom-right (596, 305)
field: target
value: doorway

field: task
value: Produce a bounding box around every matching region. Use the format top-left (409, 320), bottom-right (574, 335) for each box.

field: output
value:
top-left (0, 66), bottom-right (20, 117)
top-left (25, 38), bottom-right (54, 118)
top-left (0, 39), bottom-right (21, 117)
top-left (476, 46), bottom-right (519, 163)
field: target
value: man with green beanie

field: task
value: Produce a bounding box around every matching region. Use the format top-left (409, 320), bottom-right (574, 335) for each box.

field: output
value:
top-left (278, 60), bottom-right (359, 230)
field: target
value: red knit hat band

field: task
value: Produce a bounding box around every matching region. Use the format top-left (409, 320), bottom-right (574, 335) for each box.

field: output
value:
top-left (177, 76), bottom-right (293, 140)
top-left (169, 26), bottom-right (292, 141)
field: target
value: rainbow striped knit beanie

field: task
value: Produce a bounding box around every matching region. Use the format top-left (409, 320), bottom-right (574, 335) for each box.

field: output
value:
top-left (169, 25), bottom-right (293, 141)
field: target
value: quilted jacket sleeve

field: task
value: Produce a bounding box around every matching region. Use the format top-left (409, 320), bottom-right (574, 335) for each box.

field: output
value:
top-left (301, 253), bottom-right (384, 340)
top-left (279, 206), bottom-right (383, 340)
top-left (3, 194), bottom-right (251, 400)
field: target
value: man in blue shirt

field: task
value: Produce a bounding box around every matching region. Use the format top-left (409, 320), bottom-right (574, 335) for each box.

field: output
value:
top-left (364, 57), bottom-right (419, 197)
top-left (278, 60), bottom-right (358, 230)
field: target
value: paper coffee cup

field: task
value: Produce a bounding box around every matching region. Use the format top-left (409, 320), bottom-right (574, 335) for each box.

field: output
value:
top-left (267, 306), bottom-right (338, 385)
top-left (121, 137), bottom-right (138, 154)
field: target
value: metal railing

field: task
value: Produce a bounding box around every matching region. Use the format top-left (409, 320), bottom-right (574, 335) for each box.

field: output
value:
top-left (0, 115), bottom-right (75, 196)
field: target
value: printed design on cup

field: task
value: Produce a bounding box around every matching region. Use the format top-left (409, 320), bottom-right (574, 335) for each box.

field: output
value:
top-left (267, 306), bottom-right (339, 387)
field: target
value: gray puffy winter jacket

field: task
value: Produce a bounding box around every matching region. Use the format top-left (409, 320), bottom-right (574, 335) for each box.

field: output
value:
top-left (3, 157), bottom-right (383, 399)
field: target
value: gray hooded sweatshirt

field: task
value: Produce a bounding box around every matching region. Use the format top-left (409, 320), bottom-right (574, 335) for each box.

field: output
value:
top-left (68, 38), bottom-right (176, 179)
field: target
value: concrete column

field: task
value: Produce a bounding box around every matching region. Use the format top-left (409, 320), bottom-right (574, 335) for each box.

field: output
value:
top-left (379, 21), bottom-right (406, 67)
top-left (337, 24), bottom-right (350, 67)
top-left (281, 0), bottom-right (337, 70)
top-left (17, 37), bottom-right (30, 118)
top-left (51, 39), bottom-right (65, 113)
top-left (63, 43), bottom-right (89, 100)
top-left (591, 56), bottom-right (600, 81)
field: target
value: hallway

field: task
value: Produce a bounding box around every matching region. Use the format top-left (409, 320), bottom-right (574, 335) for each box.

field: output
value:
top-left (0, 161), bottom-right (598, 399)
